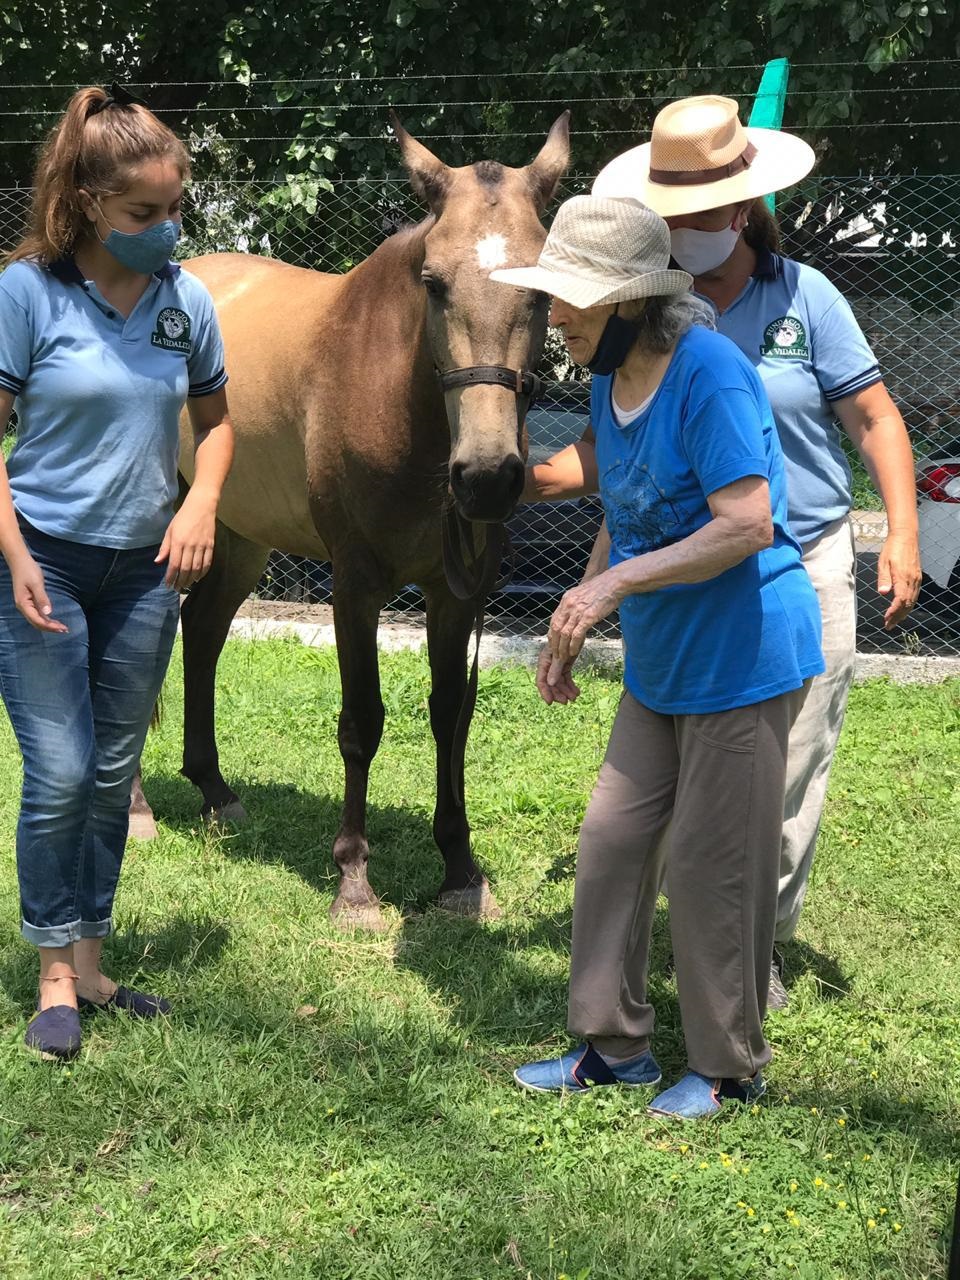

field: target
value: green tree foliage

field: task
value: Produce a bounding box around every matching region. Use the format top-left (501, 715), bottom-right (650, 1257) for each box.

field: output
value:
top-left (2, 0), bottom-right (960, 186)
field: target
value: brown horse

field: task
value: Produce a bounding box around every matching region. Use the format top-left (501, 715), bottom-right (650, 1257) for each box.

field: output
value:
top-left (132, 117), bottom-right (570, 930)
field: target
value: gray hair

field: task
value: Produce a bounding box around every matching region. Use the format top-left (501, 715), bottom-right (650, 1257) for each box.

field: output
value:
top-left (621, 291), bottom-right (716, 354)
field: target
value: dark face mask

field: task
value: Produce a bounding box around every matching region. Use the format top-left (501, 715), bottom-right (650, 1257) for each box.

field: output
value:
top-left (586, 311), bottom-right (640, 375)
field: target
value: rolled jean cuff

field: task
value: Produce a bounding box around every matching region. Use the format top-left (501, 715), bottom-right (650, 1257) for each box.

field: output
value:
top-left (80, 917), bottom-right (112, 940)
top-left (21, 916), bottom-right (112, 947)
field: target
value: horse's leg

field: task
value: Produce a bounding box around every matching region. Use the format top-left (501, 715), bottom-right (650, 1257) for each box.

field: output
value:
top-left (424, 585), bottom-right (501, 920)
top-left (127, 766), bottom-right (158, 841)
top-left (128, 691), bottom-right (165, 839)
top-left (180, 523), bottom-right (269, 821)
top-left (329, 574), bottom-right (389, 932)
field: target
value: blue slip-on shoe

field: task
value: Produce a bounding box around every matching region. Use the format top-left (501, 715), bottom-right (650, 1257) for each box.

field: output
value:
top-left (514, 1042), bottom-right (662, 1094)
top-left (647, 1070), bottom-right (766, 1120)
top-left (77, 987), bottom-right (170, 1018)
top-left (24, 1006), bottom-right (82, 1061)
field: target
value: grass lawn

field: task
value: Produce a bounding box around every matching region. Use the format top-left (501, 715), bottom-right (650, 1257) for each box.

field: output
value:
top-left (0, 639), bottom-right (957, 1279)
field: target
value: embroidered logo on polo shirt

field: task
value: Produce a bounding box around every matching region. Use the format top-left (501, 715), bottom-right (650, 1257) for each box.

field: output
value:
top-left (151, 307), bottom-right (192, 353)
top-left (760, 315), bottom-right (809, 360)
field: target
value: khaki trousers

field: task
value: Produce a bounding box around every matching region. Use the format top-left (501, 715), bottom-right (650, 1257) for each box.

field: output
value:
top-left (777, 518), bottom-right (857, 942)
top-left (567, 683), bottom-right (808, 1079)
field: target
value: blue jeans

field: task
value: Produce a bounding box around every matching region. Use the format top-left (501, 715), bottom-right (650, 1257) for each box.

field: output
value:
top-left (0, 519), bottom-right (179, 947)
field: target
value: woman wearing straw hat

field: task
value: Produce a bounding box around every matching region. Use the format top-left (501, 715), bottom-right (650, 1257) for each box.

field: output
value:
top-left (490, 194), bottom-right (824, 1118)
top-left (593, 97), bottom-right (921, 1007)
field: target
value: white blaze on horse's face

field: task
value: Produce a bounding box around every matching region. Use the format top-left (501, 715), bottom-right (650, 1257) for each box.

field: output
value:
top-left (394, 111), bottom-right (570, 523)
top-left (475, 233), bottom-right (508, 271)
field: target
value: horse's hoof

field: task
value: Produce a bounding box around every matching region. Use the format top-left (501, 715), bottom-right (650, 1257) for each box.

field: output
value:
top-left (329, 897), bottom-right (391, 934)
top-left (204, 799), bottom-right (247, 829)
top-left (127, 811), bottom-right (159, 842)
top-left (437, 883), bottom-right (502, 921)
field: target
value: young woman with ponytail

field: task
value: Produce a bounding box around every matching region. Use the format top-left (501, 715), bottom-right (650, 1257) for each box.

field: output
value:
top-left (0, 85), bottom-right (234, 1060)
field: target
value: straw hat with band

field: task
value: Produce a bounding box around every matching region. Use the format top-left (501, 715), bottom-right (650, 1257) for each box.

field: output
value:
top-left (592, 95), bottom-right (815, 218)
top-left (490, 194), bottom-right (692, 309)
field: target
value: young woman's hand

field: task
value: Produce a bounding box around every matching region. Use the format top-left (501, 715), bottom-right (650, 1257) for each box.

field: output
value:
top-left (156, 498), bottom-right (216, 591)
top-left (9, 552), bottom-right (68, 633)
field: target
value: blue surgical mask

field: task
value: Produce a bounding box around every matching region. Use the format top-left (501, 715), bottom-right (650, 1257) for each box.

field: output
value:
top-left (96, 206), bottom-right (181, 275)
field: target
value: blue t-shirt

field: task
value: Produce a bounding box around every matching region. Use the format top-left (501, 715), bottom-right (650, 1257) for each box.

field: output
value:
top-left (710, 252), bottom-right (881, 546)
top-left (594, 324), bottom-right (824, 715)
top-left (0, 257), bottom-right (227, 549)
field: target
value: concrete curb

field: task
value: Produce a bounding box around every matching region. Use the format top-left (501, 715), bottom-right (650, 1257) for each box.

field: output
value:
top-left (228, 617), bottom-right (960, 685)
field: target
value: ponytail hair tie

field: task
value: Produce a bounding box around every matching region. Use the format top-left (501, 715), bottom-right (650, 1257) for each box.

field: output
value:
top-left (88, 83), bottom-right (148, 116)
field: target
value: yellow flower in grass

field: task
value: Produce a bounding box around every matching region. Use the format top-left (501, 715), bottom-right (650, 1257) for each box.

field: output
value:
top-left (761, 1225), bottom-right (771, 1234)
top-left (813, 1178), bottom-right (824, 1188)
top-left (894, 1223), bottom-right (902, 1232)
top-left (698, 1162), bottom-right (709, 1170)
top-left (837, 1201), bottom-right (848, 1211)
top-left (789, 1181), bottom-right (799, 1193)
top-left (862, 1154), bottom-right (871, 1162)
top-left (879, 1208), bottom-right (888, 1216)
top-left (837, 1117), bottom-right (846, 1127)
top-left (746, 1208), bottom-right (755, 1217)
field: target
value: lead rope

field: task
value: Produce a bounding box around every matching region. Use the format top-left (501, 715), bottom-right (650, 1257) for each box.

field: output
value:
top-left (441, 506), bottom-right (508, 807)
top-left (439, 376), bottom-right (530, 807)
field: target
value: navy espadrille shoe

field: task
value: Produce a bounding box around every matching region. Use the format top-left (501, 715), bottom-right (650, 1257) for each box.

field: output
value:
top-left (77, 986), bottom-right (170, 1018)
top-left (25, 1006), bottom-right (82, 1061)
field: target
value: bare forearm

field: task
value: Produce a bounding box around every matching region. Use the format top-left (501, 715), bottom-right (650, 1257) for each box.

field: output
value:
top-left (581, 518), bottom-right (610, 583)
top-left (0, 401), bottom-right (29, 567)
top-left (0, 464), bottom-right (29, 567)
top-left (607, 514), bottom-right (771, 598)
top-left (851, 413), bottom-right (918, 535)
top-left (522, 440), bottom-right (598, 502)
top-left (187, 419), bottom-right (234, 509)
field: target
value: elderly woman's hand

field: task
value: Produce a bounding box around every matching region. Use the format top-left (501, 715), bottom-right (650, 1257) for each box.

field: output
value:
top-left (547, 568), bottom-right (625, 667)
top-left (535, 643), bottom-right (581, 704)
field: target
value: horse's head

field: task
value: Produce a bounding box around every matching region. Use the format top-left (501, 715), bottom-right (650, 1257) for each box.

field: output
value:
top-left (394, 113), bottom-right (570, 523)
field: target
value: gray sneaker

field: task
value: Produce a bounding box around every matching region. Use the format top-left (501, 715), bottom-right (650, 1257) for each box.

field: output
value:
top-left (767, 949), bottom-right (789, 1011)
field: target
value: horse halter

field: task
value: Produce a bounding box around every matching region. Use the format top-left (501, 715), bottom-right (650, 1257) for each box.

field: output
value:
top-left (435, 361), bottom-right (540, 604)
top-left (436, 364), bottom-right (541, 449)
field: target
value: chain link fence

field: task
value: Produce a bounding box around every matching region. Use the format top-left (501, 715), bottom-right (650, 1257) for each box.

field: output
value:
top-left (2, 172), bottom-right (959, 653)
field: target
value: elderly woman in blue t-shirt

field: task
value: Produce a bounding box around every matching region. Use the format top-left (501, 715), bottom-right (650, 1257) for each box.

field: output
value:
top-left (490, 194), bottom-right (824, 1119)
top-left (593, 96), bottom-right (922, 1007)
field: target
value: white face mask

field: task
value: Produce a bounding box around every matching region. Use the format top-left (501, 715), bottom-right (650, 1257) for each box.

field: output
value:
top-left (669, 225), bottom-right (741, 276)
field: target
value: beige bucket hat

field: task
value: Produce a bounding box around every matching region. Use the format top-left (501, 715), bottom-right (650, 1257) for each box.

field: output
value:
top-left (592, 95), bottom-right (815, 218)
top-left (489, 194), bottom-right (692, 309)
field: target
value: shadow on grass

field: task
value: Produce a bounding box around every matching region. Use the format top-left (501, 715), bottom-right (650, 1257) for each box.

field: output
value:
top-left (780, 937), bottom-right (852, 1002)
top-left (392, 902), bottom-right (688, 1074)
top-left (0, 913), bottom-right (231, 1013)
top-left (144, 773), bottom-right (448, 915)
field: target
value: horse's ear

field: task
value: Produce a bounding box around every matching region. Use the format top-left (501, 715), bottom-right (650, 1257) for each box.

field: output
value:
top-left (522, 110), bottom-right (571, 213)
top-left (390, 111), bottom-right (451, 213)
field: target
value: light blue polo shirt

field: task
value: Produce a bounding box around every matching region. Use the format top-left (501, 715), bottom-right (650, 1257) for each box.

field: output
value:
top-left (705, 251), bottom-right (881, 546)
top-left (594, 324), bottom-right (824, 715)
top-left (0, 257), bottom-right (227, 549)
